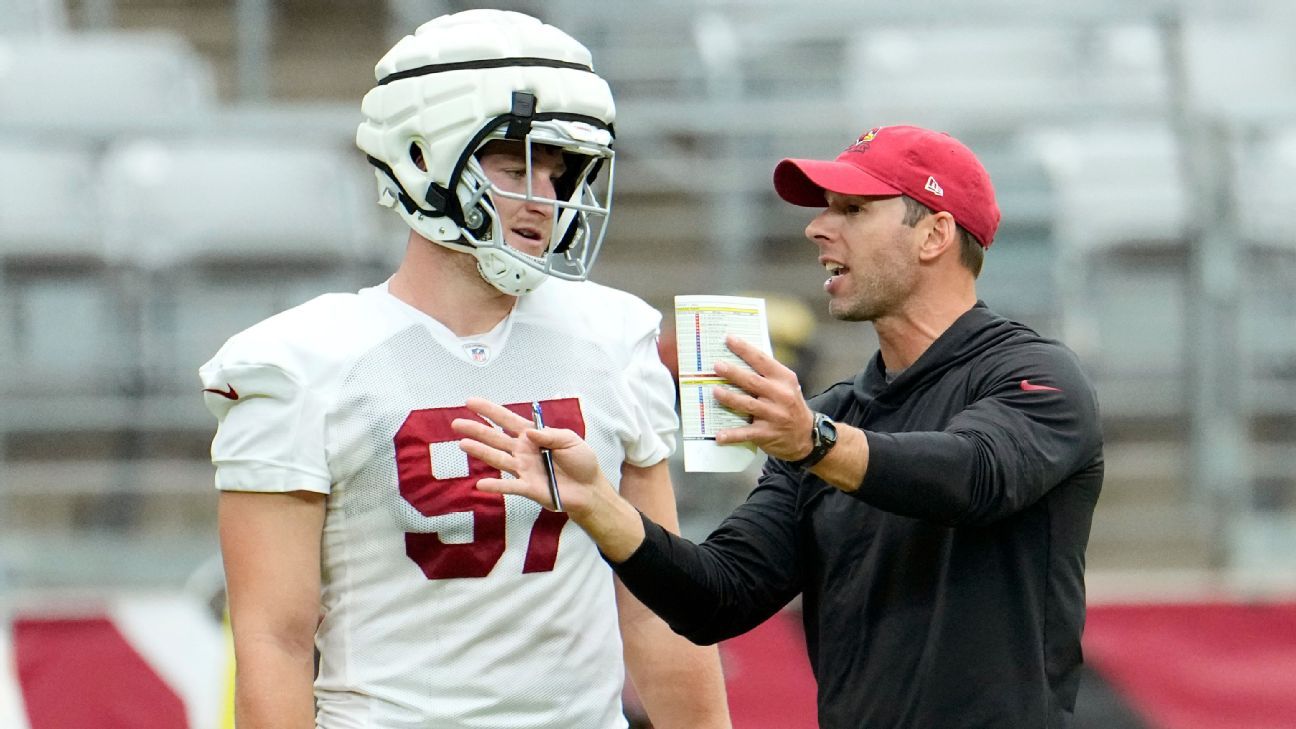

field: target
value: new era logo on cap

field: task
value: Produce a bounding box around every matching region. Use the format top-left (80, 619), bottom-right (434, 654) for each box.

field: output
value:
top-left (925, 176), bottom-right (944, 196)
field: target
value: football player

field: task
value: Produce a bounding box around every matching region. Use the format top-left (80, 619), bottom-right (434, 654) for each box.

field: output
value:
top-left (201, 10), bottom-right (731, 729)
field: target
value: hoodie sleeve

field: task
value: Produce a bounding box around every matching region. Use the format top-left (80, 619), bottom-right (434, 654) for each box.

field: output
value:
top-left (853, 342), bottom-right (1101, 526)
top-left (610, 458), bottom-right (806, 644)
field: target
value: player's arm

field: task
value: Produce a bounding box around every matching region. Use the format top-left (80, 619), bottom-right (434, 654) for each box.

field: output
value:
top-left (616, 460), bottom-right (732, 729)
top-left (219, 489), bottom-right (326, 729)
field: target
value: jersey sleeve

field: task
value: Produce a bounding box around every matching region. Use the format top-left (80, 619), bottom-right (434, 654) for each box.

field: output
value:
top-left (199, 357), bottom-right (332, 494)
top-left (619, 304), bottom-right (680, 468)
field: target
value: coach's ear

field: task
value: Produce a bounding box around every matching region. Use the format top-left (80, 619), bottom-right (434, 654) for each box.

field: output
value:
top-left (917, 210), bottom-right (959, 262)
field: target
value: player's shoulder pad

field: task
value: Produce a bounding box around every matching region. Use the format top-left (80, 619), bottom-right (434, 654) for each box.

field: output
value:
top-left (527, 279), bottom-right (663, 342)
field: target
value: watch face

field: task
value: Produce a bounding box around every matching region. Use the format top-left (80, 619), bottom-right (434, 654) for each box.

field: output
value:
top-left (817, 415), bottom-right (837, 445)
top-left (794, 413), bottom-right (837, 469)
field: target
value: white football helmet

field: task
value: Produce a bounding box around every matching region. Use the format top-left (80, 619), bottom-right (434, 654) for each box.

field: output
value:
top-left (356, 10), bottom-right (616, 295)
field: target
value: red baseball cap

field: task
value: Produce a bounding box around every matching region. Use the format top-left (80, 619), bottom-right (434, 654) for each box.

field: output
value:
top-left (773, 125), bottom-right (1001, 248)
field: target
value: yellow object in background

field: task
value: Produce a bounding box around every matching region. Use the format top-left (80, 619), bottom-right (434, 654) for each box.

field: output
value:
top-left (221, 610), bottom-right (236, 729)
top-left (741, 291), bottom-right (820, 389)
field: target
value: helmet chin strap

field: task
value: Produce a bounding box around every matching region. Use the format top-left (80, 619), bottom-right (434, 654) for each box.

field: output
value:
top-left (473, 247), bottom-right (549, 296)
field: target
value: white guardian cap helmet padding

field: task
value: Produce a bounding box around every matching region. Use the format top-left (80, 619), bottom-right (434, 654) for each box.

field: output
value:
top-left (356, 10), bottom-right (616, 295)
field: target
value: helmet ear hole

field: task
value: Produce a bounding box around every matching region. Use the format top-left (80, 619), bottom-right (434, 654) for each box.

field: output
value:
top-left (409, 142), bottom-right (428, 172)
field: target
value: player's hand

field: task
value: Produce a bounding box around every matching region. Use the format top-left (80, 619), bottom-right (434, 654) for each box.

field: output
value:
top-left (453, 397), bottom-right (608, 517)
top-left (712, 335), bottom-right (816, 462)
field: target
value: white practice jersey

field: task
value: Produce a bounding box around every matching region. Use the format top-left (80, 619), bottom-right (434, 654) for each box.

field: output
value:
top-left (200, 279), bottom-right (679, 729)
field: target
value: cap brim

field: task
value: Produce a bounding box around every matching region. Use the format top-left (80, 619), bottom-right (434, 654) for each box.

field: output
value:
top-left (773, 158), bottom-right (902, 207)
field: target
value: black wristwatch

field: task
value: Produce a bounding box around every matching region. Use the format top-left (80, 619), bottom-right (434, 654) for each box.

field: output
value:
top-left (789, 412), bottom-right (838, 470)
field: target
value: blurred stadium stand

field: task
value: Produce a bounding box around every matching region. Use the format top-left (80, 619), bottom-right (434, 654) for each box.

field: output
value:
top-left (100, 136), bottom-right (377, 399)
top-left (0, 0), bottom-right (65, 36)
top-left (1, 0), bottom-right (1295, 726)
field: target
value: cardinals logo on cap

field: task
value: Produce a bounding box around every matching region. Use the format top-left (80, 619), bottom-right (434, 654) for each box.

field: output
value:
top-left (846, 127), bottom-right (882, 154)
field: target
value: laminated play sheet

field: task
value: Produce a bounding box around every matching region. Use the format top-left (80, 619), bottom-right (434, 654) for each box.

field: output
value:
top-left (674, 295), bottom-right (772, 472)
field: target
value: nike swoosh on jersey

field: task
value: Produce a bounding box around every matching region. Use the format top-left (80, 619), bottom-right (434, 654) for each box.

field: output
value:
top-left (203, 384), bottom-right (240, 400)
top-left (1019, 379), bottom-right (1061, 392)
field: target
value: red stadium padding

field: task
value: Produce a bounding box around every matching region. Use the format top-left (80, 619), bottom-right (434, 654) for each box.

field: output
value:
top-left (14, 616), bottom-right (189, 729)
top-left (718, 610), bottom-right (818, 729)
top-left (1084, 602), bottom-right (1296, 729)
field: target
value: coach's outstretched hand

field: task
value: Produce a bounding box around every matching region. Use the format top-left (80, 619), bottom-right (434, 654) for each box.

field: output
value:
top-left (453, 397), bottom-right (602, 510)
top-left (453, 397), bottom-right (647, 560)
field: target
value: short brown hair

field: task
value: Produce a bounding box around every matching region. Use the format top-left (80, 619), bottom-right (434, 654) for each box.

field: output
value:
top-left (901, 196), bottom-right (984, 278)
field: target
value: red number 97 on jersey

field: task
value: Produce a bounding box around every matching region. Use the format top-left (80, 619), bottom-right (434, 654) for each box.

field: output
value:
top-left (393, 398), bottom-right (585, 580)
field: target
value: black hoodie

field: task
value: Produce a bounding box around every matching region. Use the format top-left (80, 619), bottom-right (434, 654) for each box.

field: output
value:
top-left (614, 302), bottom-right (1104, 729)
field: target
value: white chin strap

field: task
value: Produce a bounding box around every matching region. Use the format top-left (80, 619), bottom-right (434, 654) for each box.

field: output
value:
top-left (473, 247), bottom-right (550, 296)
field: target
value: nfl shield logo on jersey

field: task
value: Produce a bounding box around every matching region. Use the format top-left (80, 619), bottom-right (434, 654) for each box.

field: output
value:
top-left (463, 343), bottom-right (490, 364)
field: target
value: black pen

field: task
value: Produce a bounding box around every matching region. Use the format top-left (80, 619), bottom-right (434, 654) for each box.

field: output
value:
top-left (531, 401), bottom-right (563, 512)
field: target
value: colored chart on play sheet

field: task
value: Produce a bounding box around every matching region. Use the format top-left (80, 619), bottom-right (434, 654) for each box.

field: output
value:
top-left (674, 295), bottom-right (772, 472)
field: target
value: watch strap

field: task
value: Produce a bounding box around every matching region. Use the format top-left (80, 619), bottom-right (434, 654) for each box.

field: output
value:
top-left (789, 412), bottom-right (836, 470)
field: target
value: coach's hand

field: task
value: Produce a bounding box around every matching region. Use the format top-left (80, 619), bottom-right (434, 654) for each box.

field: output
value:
top-left (453, 398), bottom-right (600, 510)
top-left (712, 335), bottom-right (816, 462)
top-left (453, 398), bottom-right (646, 559)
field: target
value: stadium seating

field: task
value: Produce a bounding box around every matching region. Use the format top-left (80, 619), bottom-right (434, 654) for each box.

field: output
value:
top-left (0, 0), bottom-right (65, 36)
top-left (0, 31), bottom-right (216, 137)
top-left (0, 139), bottom-right (133, 420)
top-left (1231, 127), bottom-right (1296, 509)
top-left (1180, 19), bottom-right (1296, 124)
top-left (99, 135), bottom-right (378, 407)
top-left (845, 24), bottom-right (1170, 130)
top-left (1022, 123), bottom-right (1192, 416)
